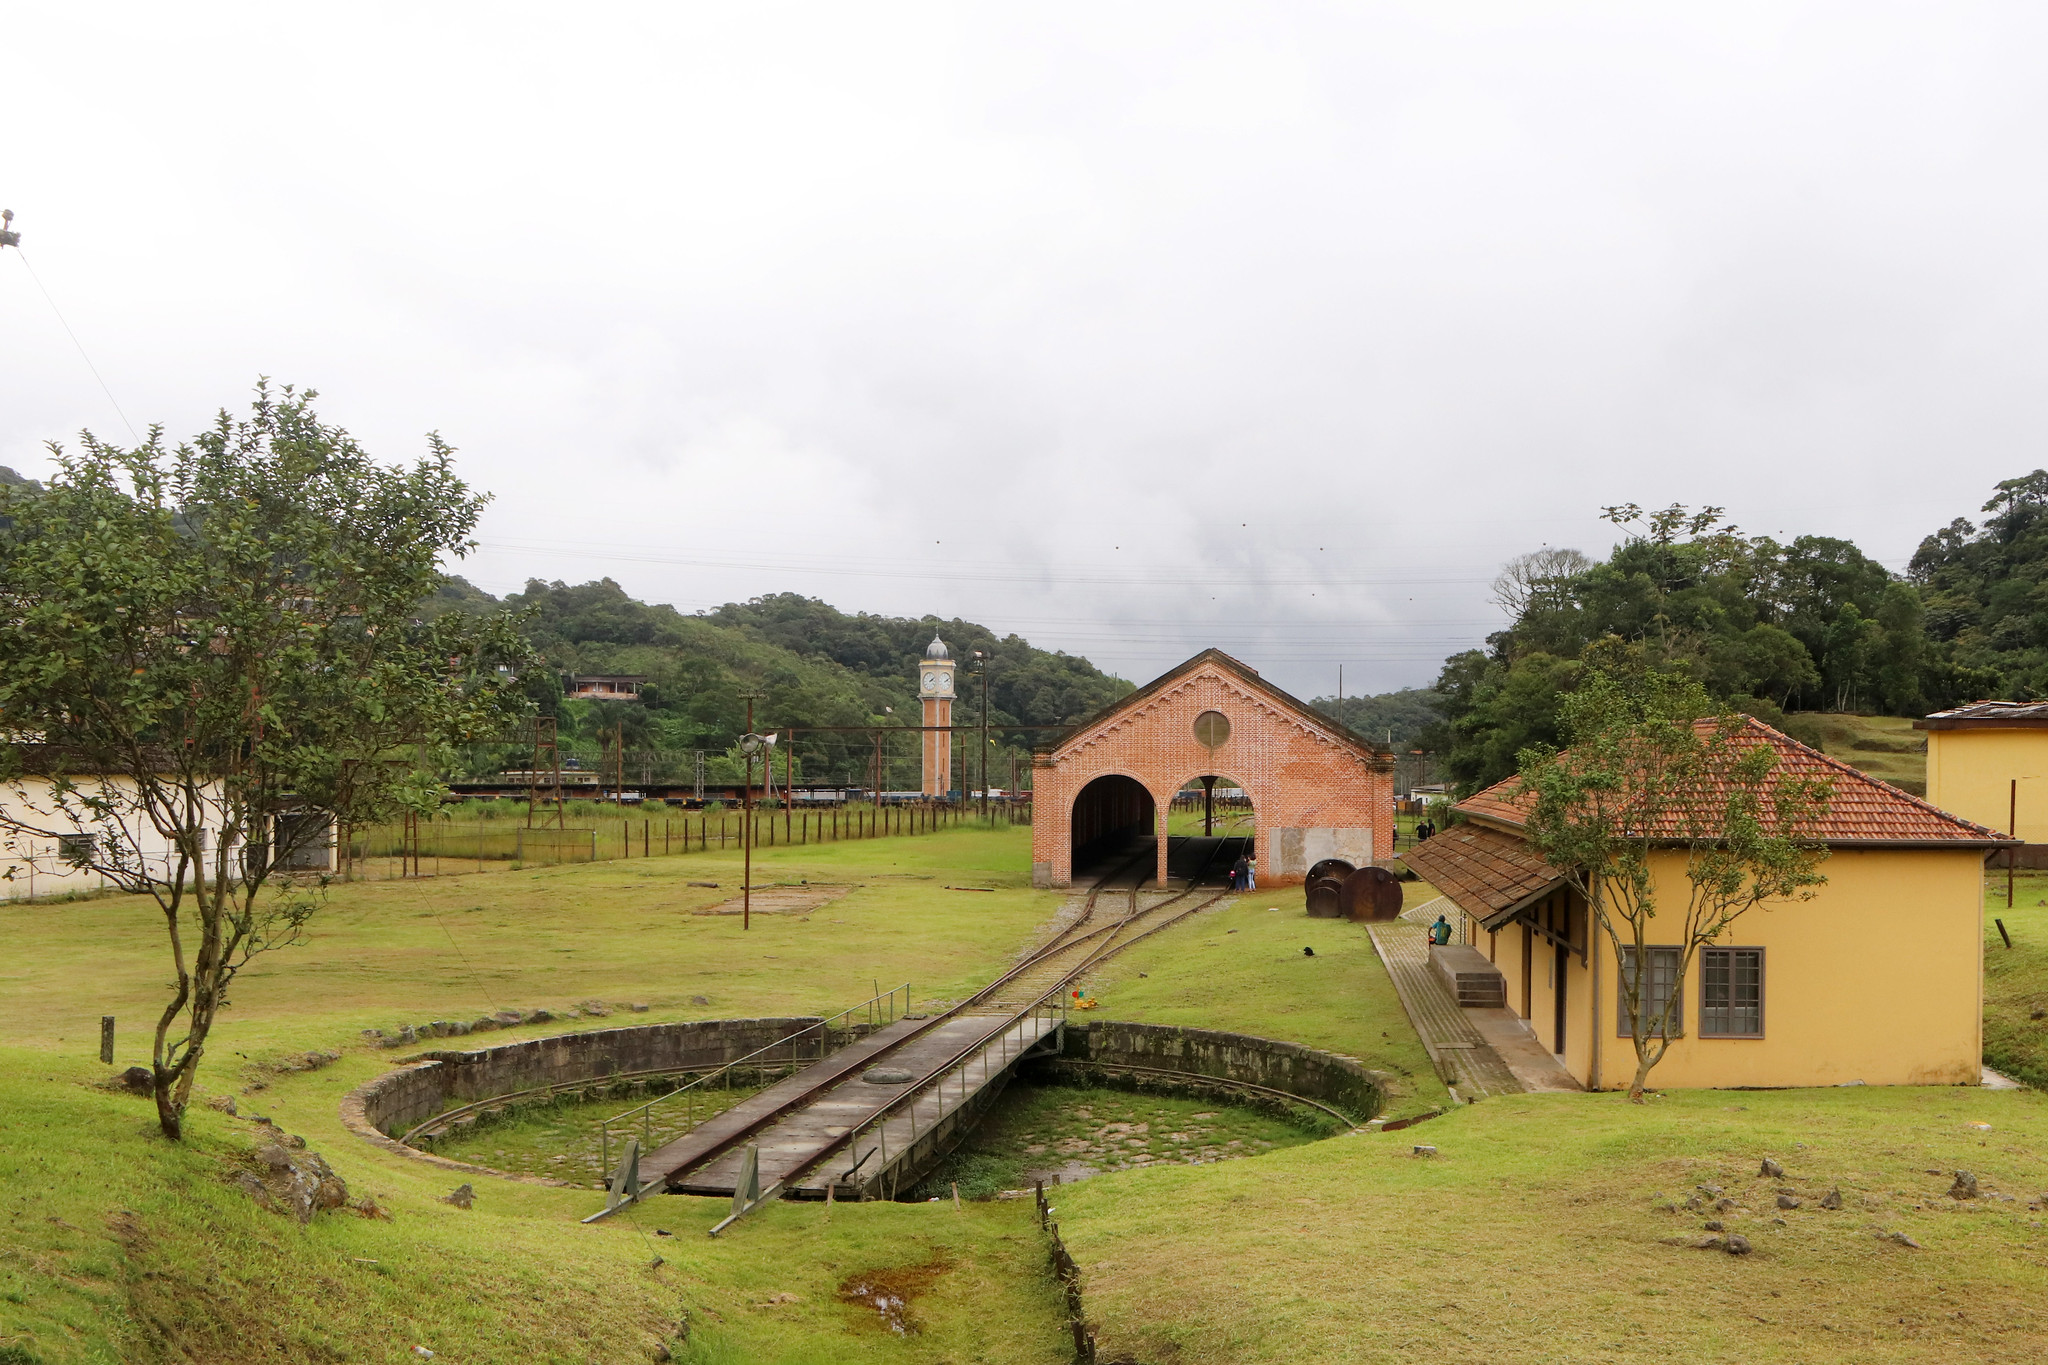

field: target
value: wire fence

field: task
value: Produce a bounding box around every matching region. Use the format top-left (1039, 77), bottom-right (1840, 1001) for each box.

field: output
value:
top-left (340, 799), bottom-right (1034, 881)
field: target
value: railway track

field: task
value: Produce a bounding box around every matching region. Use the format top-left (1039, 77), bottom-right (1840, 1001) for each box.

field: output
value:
top-left (592, 835), bottom-right (1246, 1220)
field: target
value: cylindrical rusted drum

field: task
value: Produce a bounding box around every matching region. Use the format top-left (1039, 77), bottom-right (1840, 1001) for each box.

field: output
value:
top-left (1304, 859), bottom-right (1355, 917)
top-left (1339, 865), bottom-right (1405, 922)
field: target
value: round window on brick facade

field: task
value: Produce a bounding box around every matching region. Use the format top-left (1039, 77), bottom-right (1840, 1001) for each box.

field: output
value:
top-left (1193, 710), bottom-right (1231, 749)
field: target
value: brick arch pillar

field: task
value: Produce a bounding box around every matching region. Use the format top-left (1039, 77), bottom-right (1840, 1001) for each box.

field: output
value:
top-left (1156, 785), bottom-right (1172, 887)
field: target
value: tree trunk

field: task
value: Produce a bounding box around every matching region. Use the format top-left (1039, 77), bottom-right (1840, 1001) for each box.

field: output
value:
top-left (152, 1073), bottom-right (185, 1139)
top-left (1628, 1051), bottom-right (1657, 1102)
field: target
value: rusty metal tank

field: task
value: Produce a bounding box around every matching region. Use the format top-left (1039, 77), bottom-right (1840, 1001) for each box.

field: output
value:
top-left (1304, 859), bottom-right (1355, 917)
top-left (1339, 865), bottom-right (1405, 922)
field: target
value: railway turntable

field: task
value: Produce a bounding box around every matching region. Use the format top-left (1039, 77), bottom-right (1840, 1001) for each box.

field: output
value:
top-left (655, 1006), bottom-right (1062, 1202)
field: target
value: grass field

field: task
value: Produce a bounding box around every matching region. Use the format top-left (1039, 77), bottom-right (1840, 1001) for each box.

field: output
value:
top-left (1077, 885), bottom-right (1453, 1118)
top-left (0, 823), bottom-right (1444, 1363)
top-left (6, 820), bottom-right (2043, 1364)
top-left (0, 827), bottom-right (1077, 1365)
top-left (1057, 1085), bottom-right (2048, 1364)
top-left (1985, 869), bottom-right (2048, 1090)
top-left (1785, 713), bottom-right (1927, 794)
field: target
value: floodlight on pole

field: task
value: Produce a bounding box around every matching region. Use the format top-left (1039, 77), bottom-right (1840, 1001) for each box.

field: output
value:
top-left (738, 693), bottom-right (768, 931)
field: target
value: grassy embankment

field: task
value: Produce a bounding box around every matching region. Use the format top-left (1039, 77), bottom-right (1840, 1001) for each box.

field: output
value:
top-left (1056, 1085), bottom-right (2048, 1364)
top-left (1078, 882), bottom-right (1453, 1119)
top-left (0, 826), bottom-right (1074, 1365)
top-left (0, 821), bottom-right (1445, 1364)
top-left (1787, 713), bottom-right (1927, 794)
top-left (1985, 869), bottom-right (2048, 1089)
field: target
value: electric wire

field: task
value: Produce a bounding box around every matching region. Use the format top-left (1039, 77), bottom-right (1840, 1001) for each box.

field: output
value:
top-left (10, 249), bottom-right (141, 443)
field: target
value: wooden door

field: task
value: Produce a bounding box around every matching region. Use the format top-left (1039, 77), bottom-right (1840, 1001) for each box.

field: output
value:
top-left (1553, 942), bottom-right (1568, 1055)
top-left (1521, 923), bottom-right (1533, 1018)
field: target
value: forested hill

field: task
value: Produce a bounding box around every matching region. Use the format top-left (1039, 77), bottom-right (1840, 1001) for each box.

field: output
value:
top-left (433, 579), bottom-right (1132, 786)
top-left (1424, 474), bottom-right (2048, 794)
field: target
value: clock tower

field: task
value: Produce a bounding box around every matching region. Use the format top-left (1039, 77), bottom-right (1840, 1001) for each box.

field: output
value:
top-left (918, 635), bottom-right (955, 798)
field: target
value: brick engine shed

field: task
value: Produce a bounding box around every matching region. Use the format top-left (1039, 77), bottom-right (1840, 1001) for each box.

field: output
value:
top-left (1030, 649), bottom-right (1395, 888)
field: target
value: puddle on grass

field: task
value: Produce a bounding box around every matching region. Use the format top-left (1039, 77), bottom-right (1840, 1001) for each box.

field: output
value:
top-left (837, 1256), bottom-right (952, 1335)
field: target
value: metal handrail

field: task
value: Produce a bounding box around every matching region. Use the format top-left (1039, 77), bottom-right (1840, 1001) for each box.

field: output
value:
top-left (835, 982), bottom-right (1073, 1198)
top-left (596, 981), bottom-right (910, 1176)
top-left (827, 877), bottom-right (1238, 1199)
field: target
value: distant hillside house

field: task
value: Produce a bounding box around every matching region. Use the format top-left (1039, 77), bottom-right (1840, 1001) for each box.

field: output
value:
top-left (1916, 701), bottom-right (2048, 853)
top-left (1403, 718), bottom-right (2008, 1090)
top-left (567, 675), bottom-right (645, 702)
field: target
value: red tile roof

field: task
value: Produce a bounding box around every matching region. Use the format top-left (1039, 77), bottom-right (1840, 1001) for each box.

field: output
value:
top-left (1455, 715), bottom-right (2011, 847)
top-left (1401, 823), bottom-right (1566, 919)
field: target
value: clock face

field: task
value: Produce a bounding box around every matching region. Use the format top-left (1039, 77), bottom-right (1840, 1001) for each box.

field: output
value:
top-left (924, 672), bottom-right (940, 689)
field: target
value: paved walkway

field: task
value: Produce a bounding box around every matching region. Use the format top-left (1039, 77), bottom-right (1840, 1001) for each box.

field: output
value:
top-left (1369, 919), bottom-right (1521, 1098)
top-left (1369, 918), bottom-right (1584, 1098)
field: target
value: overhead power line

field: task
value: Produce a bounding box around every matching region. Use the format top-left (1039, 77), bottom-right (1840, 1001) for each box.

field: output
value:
top-left (2, 212), bottom-right (140, 443)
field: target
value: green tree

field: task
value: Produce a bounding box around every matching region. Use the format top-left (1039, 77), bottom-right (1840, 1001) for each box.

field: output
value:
top-left (0, 384), bottom-right (532, 1139)
top-left (1514, 658), bottom-right (1833, 1100)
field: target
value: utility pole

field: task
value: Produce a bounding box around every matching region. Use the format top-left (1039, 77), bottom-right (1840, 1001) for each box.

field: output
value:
top-left (527, 716), bottom-right (564, 830)
top-left (974, 650), bottom-right (990, 823)
top-left (740, 693), bottom-right (766, 931)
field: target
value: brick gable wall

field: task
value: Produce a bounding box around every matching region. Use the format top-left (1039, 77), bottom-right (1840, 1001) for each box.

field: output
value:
top-left (1031, 662), bottom-right (1391, 887)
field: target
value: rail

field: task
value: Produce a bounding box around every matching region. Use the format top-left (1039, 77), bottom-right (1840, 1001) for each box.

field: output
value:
top-left (833, 989), bottom-right (1071, 1201)
top-left (592, 834), bottom-right (1244, 1223)
top-left (595, 981), bottom-right (910, 1177)
top-left (818, 852), bottom-right (1244, 1200)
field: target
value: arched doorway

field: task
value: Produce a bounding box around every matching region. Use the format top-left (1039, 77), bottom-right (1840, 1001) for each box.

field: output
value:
top-left (1170, 775), bottom-right (1256, 886)
top-left (1070, 774), bottom-right (1156, 879)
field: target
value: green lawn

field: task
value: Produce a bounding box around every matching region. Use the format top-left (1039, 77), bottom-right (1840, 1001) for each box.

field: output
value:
top-left (1079, 886), bottom-right (1454, 1118)
top-left (1163, 806), bottom-right (1256, 837)
top-left (6, 821), bottom-right (2041, 1364)
top-left (0, 826), bottom-right (1074, 1365)
top-left (1985, 870), bottom-right (2048, 1089)
top-left (0, 1053), bottom-right (1064, 1365)
top-left (1058, 1085), bottom-right (2048, 1364)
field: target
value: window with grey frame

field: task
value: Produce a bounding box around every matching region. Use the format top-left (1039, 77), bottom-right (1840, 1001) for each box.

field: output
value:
top-left (1618, 945), bottom-right (1683, 1036)
top-left (1699, 947), bottom-right (1764, 1038)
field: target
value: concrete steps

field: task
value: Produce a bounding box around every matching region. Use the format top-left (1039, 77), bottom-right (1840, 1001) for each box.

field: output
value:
top-left (1429, 944), bottom-right (1507, 1009)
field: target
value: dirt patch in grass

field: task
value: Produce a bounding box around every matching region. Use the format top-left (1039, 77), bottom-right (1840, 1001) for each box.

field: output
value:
top-left (837, 1255), bottom-right (953, 1336)
top-left (692, 884), bottom-right (851, 916)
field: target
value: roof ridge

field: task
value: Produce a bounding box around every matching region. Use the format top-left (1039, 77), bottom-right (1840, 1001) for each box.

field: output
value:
top-left (1725, 714), bottom-right (2008, 840)
top-left (1045, 647), bottom-right (1388, 760)
top-left (1452, 709), bottom-right (2011, 844)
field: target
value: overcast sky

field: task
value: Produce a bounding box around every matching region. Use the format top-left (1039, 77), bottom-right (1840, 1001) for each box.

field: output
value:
top-left (5, 4), bottom-right (2046, 695)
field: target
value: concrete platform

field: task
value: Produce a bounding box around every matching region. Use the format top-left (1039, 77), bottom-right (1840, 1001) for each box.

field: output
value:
top-left (1467, 1008), bottom-right (1583, 1093)
top-left (1429, 943), bottom-right (1507, 1008)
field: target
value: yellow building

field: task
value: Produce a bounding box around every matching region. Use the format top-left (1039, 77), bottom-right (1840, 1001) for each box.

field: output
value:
top-left (1404, 718), bottom-right (2008, 1091)
top-left (1918, 701), bottom-right (2048, 844)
